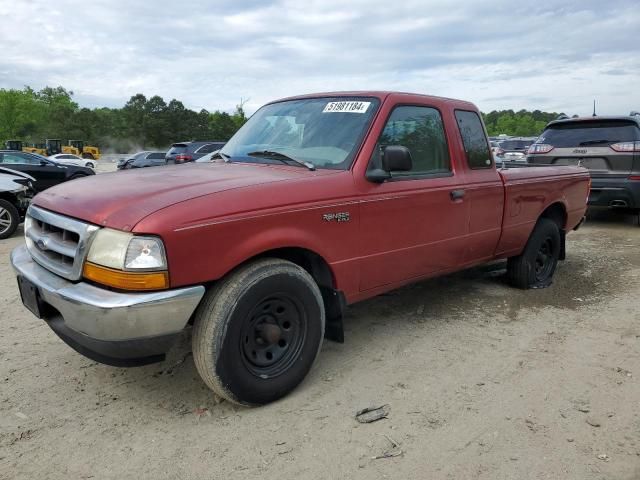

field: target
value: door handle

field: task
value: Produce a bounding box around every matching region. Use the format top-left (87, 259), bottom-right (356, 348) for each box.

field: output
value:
top-left (450, 189), bottom-right (465, 201)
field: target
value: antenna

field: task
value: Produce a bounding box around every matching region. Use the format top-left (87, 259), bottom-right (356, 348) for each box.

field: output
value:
top-left (592, 99), bottom-right (596, 117)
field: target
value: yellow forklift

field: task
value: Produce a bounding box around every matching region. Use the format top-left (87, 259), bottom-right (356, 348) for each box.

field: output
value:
top-left (63, 140), bottom-right (101, 160)
top-left (22, 142), bottom-right (48, 156)
top-left (22, 139), bottom-right (62, 156)
top-left (5, 140), bottom-right (23, 151)
top-left (12, 139), bottom-right (100, 159)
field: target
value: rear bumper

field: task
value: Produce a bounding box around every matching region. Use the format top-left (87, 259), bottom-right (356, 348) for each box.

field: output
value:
top-left (589, 177), bottom-right (640, 209)
top-left (11, 244), bottom-right (205, 366)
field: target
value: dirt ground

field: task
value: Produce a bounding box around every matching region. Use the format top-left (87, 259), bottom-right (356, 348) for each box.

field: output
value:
top-left (1, 207), bottom-right (639, 480)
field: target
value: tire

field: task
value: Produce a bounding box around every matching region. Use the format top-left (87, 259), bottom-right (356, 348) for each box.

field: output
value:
top-left (0, 199), bottom-right (19, 240)
top-left (507, 218), bottom-right (561, 289)
top-left (85, 162), bottom-right (95, 168)
top-left (192, 258), bottom-right (325, 406)
top-left (82, 153), bottom-right (95, 160)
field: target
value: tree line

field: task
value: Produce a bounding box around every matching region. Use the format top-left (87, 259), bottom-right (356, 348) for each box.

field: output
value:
top-left (0, 86), bottom-right (248, 153)
top-left (482, 109), bottom-right (564, 137)
top-left (0, 86), bottom-right (566, 153)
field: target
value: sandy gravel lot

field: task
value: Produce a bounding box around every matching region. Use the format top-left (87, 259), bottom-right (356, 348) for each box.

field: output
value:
top-left (1, 207), bottom-right (639, 480)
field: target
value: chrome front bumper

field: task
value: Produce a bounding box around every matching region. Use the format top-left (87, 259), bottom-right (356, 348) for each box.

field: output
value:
top-left (11, 244), bottom-right (205, 365)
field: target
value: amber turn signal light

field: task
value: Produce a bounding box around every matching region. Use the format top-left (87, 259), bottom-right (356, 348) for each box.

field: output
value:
top-left (83, 262), bottom-right (169, 291)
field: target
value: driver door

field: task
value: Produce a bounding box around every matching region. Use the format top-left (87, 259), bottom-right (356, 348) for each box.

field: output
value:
top-left (358, 105), bottom-right (469, 291)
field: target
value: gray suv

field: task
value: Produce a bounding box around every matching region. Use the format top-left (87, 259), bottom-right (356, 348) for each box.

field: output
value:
top-left (117, 151), bottom-right (167, 170)
top-left (165, 141), bottom-right (226, 164)
top-left (527, 115), bottom-right (640, 211)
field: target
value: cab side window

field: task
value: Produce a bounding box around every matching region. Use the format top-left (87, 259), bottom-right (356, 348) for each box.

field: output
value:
top-left (455, 110), bottom-right (492, 169)
top-left (2, 153), bottom-right (38, 164)
top-left (370, 106), bottom-right (451, 177)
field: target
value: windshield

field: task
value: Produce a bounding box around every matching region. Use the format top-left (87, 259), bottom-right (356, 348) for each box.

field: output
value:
top-left (221, 97), bottom-right (380, 170)
top-left (538, 121), bottom-right (639, 147)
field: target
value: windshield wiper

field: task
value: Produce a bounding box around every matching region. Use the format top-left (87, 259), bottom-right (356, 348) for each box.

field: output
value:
top-left (247, 150), bottom-right (316, 171)
top-left (579, 139), bottom-right (618, 146)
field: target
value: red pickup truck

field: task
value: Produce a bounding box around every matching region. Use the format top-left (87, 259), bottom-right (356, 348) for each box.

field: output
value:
top-left (11, 92), bottom-right (590, 406)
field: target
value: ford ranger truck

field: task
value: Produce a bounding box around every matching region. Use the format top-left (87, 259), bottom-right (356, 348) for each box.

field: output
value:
top-left (11, 92), bottom-right (590, 406)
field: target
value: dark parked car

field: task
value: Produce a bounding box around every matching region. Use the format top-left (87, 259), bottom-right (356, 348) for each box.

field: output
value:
top-left (527, 114), bottom-right (640, 211)
top-left (117, 151), bottom-right (167, 170)
top-left (0, 150), bottom-right (95, 192)
top-left (496, 138), bottom-right (536, 161)
top-left (0, 166), bottom-right (34, 239)
top-left (165, 141), bottom-right (226, 164)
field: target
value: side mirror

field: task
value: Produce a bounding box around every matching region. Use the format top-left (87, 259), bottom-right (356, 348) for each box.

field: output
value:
top-left (366, 145), bottom-right (413, 183)
top-left (382, 145), bottom-right (412, 172)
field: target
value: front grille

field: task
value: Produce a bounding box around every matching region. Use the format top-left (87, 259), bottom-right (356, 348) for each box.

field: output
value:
top-left (25, 205), bottom-right (99, 281)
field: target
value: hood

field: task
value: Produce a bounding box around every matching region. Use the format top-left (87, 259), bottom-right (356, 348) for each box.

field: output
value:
top-left (33, 162), bottom-right (338, 231)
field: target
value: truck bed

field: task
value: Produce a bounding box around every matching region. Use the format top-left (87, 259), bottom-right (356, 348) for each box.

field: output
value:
top-left (496, 165), bottom-right (590, 257)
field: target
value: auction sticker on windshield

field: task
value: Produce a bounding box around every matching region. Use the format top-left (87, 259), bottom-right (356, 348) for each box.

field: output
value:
top-left (323, 101), bottom-right (371, 113)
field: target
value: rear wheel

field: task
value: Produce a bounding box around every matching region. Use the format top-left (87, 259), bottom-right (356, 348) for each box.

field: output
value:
top-left (0, 199), bottom-right (19, 240)
top-left (82, 153), bottom-right (95, 160)
top-left (85, 161), bottom-right (95, 168)
top-left (192, 258), bottom-right (325, 406)
top-left (507, 218), bottom-right (561, 289)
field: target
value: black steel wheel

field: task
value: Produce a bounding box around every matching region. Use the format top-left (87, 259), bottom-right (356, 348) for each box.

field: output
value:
top-left (240, 294), bottom-right (307, 378)
top-left (192, 258), bottom-right (325, 406)
top-left (534, 236), bottom-right (555, 282)
top-left (507, 218), bottom-right (561, 289)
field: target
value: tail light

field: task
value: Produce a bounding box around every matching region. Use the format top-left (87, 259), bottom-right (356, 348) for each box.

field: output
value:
top-left (610, 142), bottom-right (640, 152)
top-left (527, 144), bottom-right (554, 154)
top-left (629, 176), bottom-right (640, 181)
top-left (175, 154), bottom-right (193, 162)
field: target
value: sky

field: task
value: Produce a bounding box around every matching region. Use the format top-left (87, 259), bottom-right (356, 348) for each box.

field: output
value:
top-left (1, 0), bottom-right (639, 116)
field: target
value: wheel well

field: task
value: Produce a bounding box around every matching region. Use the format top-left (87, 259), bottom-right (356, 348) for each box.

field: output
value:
top-left (540, 202), bottom-right (567, 230)
top-left (255, 247), bottom-right (335, 290)
top-left (0, 191), bottom-right (18, 204)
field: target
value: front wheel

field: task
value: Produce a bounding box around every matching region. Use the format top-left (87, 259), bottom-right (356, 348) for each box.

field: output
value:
top-left (85, 161), bottom-right (95, 168)
top-left (0, 199), bottom-right (19, 240)
top-left (507, 218), bottom-right (561, 289)
top-left (192, 258), bottom-right (325, 406)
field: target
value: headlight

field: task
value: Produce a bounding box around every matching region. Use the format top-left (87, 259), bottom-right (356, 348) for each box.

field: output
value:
top-left (84, 228), bottom-right (168, 291)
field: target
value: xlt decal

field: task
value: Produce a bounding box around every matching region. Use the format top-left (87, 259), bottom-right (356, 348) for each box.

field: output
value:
top-left (323, 212), bottom-right (350, 222)
top-left (573, 148), bottom-right (587, 154)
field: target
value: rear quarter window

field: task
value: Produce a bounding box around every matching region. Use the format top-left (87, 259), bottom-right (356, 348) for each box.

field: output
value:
top-left (455, 110), bottom-right (493, 169)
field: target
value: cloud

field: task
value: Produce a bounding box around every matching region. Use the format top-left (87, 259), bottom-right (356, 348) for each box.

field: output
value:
top-left (0, 0), bottom-right (638, 116)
